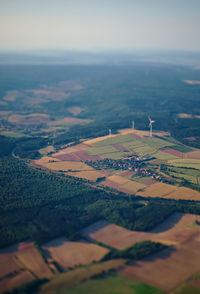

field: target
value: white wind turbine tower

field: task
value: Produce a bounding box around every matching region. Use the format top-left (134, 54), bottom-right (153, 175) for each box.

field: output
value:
top-left (109, 129), bottom-right (112, 136)
top-left (132, 120), bottom-right (135, 130)
top-left (148, 116), bottom-right (155, 137)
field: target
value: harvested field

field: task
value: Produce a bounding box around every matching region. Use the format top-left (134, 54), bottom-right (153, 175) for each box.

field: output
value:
top-left (162, 148), bottom-right (184, 158)
top-left (92, 134), bottom-right (135, 147)
top-left (0, 254), bottom-right (21, 279)
top-left (82, 213), bottom-right (200, 250)
top-left (66, 170), bottom-right (105, 181)
top-left (101, 179), bottom-right (132, 194)
top-left (137, 182), bottom-right (177, 198)
top-left (121, 181), bottom-right (147, 193)
top-left (0, 270), bottom-right (34, 293)
top-left (119, 241), bottom-right (200, 292)
top-left (16, 243), bottom-right (52, 279)
top-left (107, 175), bottom-right (129, 185)
top-left (185, 150), bottom-right (200, 159)
top-left (84, 134), bottom-right (118, 145)
top-left (166, 187), bottom-right (200, 201)
top-left (67, 106), bottom-right (83, 116)
top-left (0, 241), bottom-right (52, 293)
top-left (81, 220), bottom-right (152, 250)
top-left (33, 159), bottom-right (92, 172)
top-left (42, 237), bottom-right (109, 271)
top-left (119, 171), bottom-right (134, 177)
top-left (149, 213), bottom-right (200, 244)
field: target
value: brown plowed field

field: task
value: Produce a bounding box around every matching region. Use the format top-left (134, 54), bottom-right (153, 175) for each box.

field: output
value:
top-left (162, 148), bottom-right (184, 158)
top-left (0, 270), bottom-right (34, 293)
top-left (0, 241), bottom-right (52, 293)
top-left (118, 213), bottom-right (200, 291)
top-left (42, 237), bottom-right (109, 271)
top-left (119, 240), bottom-right (200, 292)
top-left (81, 213), bottom-right (200, 250)
top-left (81, 220), bottom-right (152, 250)
top-left (16, 244), bottom-right (52, 279)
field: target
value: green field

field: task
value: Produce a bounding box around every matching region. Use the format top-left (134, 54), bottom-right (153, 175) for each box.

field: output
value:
top-left (140, 137), bottom-right (175, 149)
top-left (92, 134), bottom-right (136, 147)
top-left (153, 151), bottom-right (179, 160)
top-left (60, 273), bottom-right (164, 294)
top-left (38, 260), bottom-right (127, 294)
top-left (132, 145), bottom-right (157, 156)
top-left (168, 159), bottom-right (200, 170)
top-left (0, 131), bottom-right (27, 138)
top-left (86, 143), bottom-right (132, 159)
top-left (168, 145), bottom-right (193, 153)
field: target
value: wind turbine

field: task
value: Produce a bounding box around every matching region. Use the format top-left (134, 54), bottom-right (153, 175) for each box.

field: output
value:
top-left (132, 120), bottom-right (135, 130)
top-left (109, 129), bottom-right (112, 136)
top-left (148, 116), bottom-right (155, 137)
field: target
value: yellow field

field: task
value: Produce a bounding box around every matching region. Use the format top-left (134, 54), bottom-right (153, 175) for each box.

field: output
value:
top-left (121, 181), bottom-right (147, 193)
top-left (85, 134), bottom-right (118, 145)
top-left (137, 182), bottom-right (177, 197)
top-left (107, 175), bottom-right (129, 185)
top-left (118, 129), bottom-right (169, 137)
top-left (33, 158), bottom-right (92, 172)
top-left (66, 170), bottom-right (104, 181)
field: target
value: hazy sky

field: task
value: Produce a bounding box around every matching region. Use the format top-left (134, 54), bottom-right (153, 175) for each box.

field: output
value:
top-left (0, 0), bottom-right (200, 51)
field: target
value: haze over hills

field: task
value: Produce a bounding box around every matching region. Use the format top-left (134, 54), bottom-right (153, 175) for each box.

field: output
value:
top-left (0, 50), bottom-right (200, 67)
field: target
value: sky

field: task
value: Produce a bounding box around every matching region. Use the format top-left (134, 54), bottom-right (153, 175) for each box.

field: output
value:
top-left (0, 0), bottom-right (200, 52)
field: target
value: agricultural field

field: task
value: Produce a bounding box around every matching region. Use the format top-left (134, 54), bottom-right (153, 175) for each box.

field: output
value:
top-left (59, 273), bottom-right (163, 294)
top-left (38, 259), bottom-right (127, 294)
top-left (136, 182), bottom-right (177, 198)
top-left (42, 237), bottom-right (109, 271)
top-left (167, 158), bottom-right (200, 169)
top-left (118, 213), bottom-right (200, 292)
top-left (0, 241), bottom-right (52, 293)
top-left (32, 128), bottom-right (200, 201)
top-left (80, 213), bottom-right (200, 292)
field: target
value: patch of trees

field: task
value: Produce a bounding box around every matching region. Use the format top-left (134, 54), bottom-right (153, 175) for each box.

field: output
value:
top-left (102, 241), bottom-right (167, 261)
